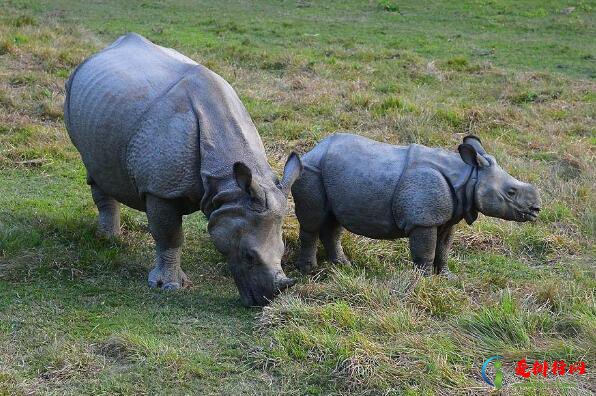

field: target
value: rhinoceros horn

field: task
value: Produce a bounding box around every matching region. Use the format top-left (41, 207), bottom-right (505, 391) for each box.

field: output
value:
top-left (275, 276), bottom-right (296, 291)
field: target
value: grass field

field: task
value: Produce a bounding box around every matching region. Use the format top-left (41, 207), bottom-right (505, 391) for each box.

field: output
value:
top-left (0, 0), bottom-right (594, 394)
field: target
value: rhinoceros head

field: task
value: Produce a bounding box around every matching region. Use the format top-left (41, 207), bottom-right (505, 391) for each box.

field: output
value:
top-left (208, 152), bottom-right (303, 306)
top-left (458, 135), bottom-right (541, 222)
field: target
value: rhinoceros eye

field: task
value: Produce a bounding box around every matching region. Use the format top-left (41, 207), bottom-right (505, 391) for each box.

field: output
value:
top-left (507, 187), bottom-right (517, 197)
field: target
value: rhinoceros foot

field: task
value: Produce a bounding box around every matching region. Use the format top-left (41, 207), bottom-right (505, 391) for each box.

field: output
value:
top-left (330, 254), bottom-right (351, 266)
top-left (437, 267), bottom-right (457, 281)
top-left (295, 256), bottom-right (317, 275)
top-left (95, 227), bottom-right (121, 240)
top-left (148, 265), bottom-right (191, 290)
top-left (95, 220), bottom-right (122, 239)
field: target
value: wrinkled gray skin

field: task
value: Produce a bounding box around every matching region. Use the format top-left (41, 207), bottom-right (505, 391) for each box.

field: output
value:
top-left (65, 33), bottom-right (303, 306)
top-left (292, 133), bottom-right (541, 275)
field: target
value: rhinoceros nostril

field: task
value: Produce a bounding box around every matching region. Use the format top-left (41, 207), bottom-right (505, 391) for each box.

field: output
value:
top-left (530, 206), bottom-right (541, 212)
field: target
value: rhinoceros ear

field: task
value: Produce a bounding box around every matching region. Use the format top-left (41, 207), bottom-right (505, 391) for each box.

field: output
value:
top-left (463, 135), bottom-right (487, 155)
top-left (233, 162), bottom-right (265, 202)
top-left (458, 144), bottom-right (489, 168)
top-left (278, 152), bottom-right (303, 195)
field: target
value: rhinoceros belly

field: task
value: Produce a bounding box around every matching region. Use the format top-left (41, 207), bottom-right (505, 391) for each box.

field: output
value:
top-left (65, 33), bottom-right (198, 209)
top-left (322, 134), bottom-right (409, 239)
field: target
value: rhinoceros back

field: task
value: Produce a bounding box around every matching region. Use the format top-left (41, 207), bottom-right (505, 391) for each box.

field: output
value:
top-left (65, 33), bottom-right (198, 208)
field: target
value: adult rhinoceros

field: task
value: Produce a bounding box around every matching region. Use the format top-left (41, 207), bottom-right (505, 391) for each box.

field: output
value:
top-left (64, 33), bottom-right (302, 306)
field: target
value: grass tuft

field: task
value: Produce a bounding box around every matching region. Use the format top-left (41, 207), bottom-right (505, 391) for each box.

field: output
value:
top-left (12, 15), bottom-right (36, 27)
top-left (378, 0), bottom-right (400, 13)
top-left (411, 277), bottom-right (468, 318)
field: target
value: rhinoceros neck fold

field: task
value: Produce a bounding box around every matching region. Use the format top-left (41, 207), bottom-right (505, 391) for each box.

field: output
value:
top-left (185, 65), bottom-right (275, 218)
top-left (407, 145), bottom-right (477, 224)
top-left (462, 167), bottom-right (479, 224)
top-left (200, 178), bottom-right (243, 219)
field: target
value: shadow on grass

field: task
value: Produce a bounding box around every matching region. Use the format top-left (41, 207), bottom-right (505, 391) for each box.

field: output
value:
top-left (0, 209), bottom-right (252, 318)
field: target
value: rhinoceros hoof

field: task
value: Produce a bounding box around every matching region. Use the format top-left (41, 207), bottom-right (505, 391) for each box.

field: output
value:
top-left (438, 268), bottom-right (457, 281)
top-left (331, 255), bottom-right (351, 266)
top-left (295, 257), bottom-right (317, 274)
top-left (95, 227), bottom-right (121, 239)
top-left (414, 266), bottom-right (432, 277)
top-left (148, 266), bottom-right (191, 290)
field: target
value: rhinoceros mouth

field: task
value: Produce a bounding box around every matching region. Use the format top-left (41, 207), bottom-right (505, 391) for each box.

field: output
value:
top-left (238, 287), bottom-right (271, 307)
top-left (518, 209), bottom-right (539, 222)
top-left (232, 268), bottom-right (295, 307)
top-left (238, 279), bottom-right (295, 307)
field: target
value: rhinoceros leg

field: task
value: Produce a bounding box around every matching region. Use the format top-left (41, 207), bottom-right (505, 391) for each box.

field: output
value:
top-left (320, 216), bottom-right (351, 266)
top-left (408, 226), bottom-right (437, 275)
top-left (91, 183), bottom-right (121, 237)
top-left (293, 167), bottom-right (328, 274)
top-left (146, 194), bottom-right (191, 290)
top-left (296, 227), bottom-right (318, 274)
top-left (433, 226), bottom-right (456, 279)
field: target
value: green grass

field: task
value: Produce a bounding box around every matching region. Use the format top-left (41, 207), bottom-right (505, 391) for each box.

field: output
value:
top-left (0, 0), bottom-right (595, 394)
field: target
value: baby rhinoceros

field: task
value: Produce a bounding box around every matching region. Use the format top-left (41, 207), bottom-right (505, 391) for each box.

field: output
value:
top-left (292, 133), bottom-right (541, 276)
top-left (65, 33), bottom-right (303, 306)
